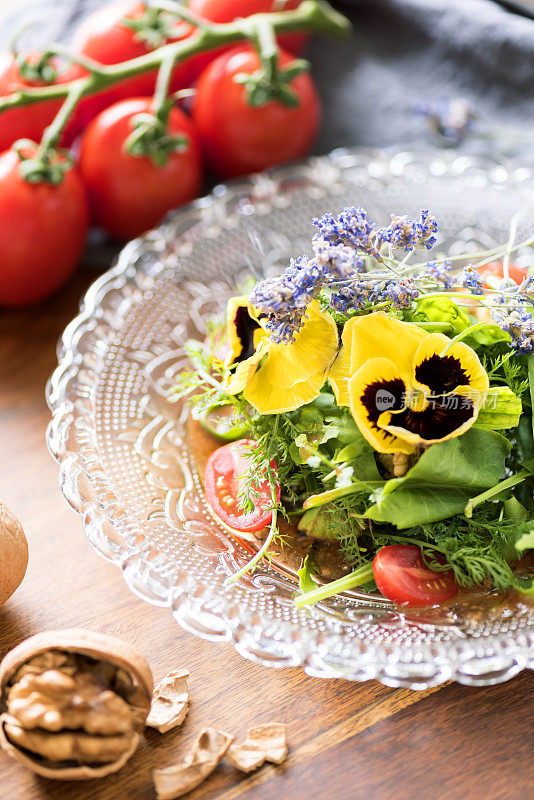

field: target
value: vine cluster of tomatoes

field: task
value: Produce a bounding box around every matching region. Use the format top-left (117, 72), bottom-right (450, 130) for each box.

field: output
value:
top-left (0, 0), bottom-right (348, 307)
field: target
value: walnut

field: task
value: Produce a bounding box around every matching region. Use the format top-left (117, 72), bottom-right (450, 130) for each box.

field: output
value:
top-left (146, 669), bottom-right (190, 734)
top-left (153, 727), bottom-right (234, 800)
top-left (226, 723), bottom-right (288, 772)
top-left (0, 629), bottom-right (153, 780)
top-left (0, 500), bottom-right (28, 607)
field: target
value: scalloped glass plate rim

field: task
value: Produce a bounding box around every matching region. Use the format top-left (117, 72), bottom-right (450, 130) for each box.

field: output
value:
top-left (46, 147), bottom-right (534, 689)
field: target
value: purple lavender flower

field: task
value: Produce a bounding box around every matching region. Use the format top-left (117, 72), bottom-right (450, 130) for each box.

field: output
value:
top-left (376, 211), bottom-right (437, 253)
top-left (414, 97), bottom-right (476, 146)
top-left (250, 206), bottom-right (438, 342)
top-left (380, 277), bottom-right (420, 308)
top-left (422, 260), bottom-right (453, 288)
top-left (491, 301), bottom-right (534, 351)
top-left (312, 235), bottom-right (365, 278)
top-left (330, 279), bottom-right (374, 314)
top-left (312, 207), bottom-right (383, 260)
top-left (457, 265), bottom-right (485, 295)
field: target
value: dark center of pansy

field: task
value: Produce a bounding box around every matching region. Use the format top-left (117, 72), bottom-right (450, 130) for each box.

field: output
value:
top-left (415, 354), bottom-right (469, 394)
top-left (233, 306), bottom-right (261, 364)
top-left (361, 378), bottom-right (407, 433)
top-left (388, 394), bottom-right (474, 440)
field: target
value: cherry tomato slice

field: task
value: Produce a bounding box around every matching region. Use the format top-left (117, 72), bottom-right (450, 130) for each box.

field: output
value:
top-left (476, 261), bottom-right (529, 288)
top-left (372, 545), bottom-right (459, 606)
top-left (204, 439), bottom-right (280, 532)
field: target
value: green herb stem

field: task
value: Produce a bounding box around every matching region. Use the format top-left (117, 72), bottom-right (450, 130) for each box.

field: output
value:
top-left (439, 321), bottom-right (488, 356)
top-left (294, 562), bottom-right (374, 608)
top-left (464, 468), bottom-right (531, 518)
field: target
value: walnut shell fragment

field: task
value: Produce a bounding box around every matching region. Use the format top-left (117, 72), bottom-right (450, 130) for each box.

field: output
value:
top-left (226, 723), bottom-right (288, 773)
top-left (147, 669), bottom-right (190, 734)
top-left (153, 727), bottom-right (233, 800)
top-left (0, 629), bottom-right (153, 780)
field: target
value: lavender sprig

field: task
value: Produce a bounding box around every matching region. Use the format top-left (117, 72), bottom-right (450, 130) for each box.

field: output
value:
top-left (249, 207), bottom-right (437, 341)
top-left (249, 205), bottom-right (534, 350)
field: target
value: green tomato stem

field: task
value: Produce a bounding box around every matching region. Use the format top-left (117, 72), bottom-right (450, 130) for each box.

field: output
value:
top-left (150, 0), bottom-right (213, 31)
top-left (253, 17), bottom-right (279, 81)
top-left (153, 53), bottom-right (178, 119)
top-left (40, 81), bottom-right (86, 151)
top-left (0, 1), bottom-right (350, 113)
top-left (43, 43), bottom-right (106, 76)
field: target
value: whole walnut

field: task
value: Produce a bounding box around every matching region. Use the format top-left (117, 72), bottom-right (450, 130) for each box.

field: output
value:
top-left (0, 629), bottom-right (153, 780)
top-left (0, 501), bottom-right (28, 607)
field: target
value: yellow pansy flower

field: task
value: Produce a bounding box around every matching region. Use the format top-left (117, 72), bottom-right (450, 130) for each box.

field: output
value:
top-left (328, 311), bottom-right (489, 454)
top-left (224, 298), bottom-right (339, 414)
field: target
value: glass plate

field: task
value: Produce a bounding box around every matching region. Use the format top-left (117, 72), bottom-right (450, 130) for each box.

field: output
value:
top-left (46, 148), bottom-right (534, 689)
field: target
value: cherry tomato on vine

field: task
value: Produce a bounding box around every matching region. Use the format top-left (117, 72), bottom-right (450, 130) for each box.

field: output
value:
top-left (0, 52), bottom-right (66, 152)
top-left (64, 0), bottom-right (197, 141)
top-left (79, 97), bottom-right (203, 240)
top-left (187, 0), bottom-right (308, 81)
top-left (372, 545), bottom-right (459, 606)
top-left (0, 145), bottom-right (89, 307)
top-left (192, 45), bottom-right (320, 178)
top-left (205, 439), bottom-right (280, 533)
top-left (476, 261), bottom-right (529, 288)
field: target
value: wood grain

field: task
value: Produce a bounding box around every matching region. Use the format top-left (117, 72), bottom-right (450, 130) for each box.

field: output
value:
top-left (1, 269), bottom-right (533, 800)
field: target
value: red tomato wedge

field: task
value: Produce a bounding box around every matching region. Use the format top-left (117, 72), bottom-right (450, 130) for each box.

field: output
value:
top-left (204, 439), bottom-right (280, 533)
top-left (476, 261), bottom-right (529, 288)
top-left (372, 545), bottom-right (459, 606)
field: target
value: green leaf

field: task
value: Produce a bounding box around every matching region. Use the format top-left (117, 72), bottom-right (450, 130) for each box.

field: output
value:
top-left (413, 297), bottom-right (471, 335)
top-left (513, 576), bottom-right (534, 596)
top-left (513, 529), bottom-right (534, 555)
top-left (474, 386), bottom-right (522, 430)
top-left (365, 429), bottom-right (511, 528)
top-left (298, 507), bottom-right (337, 539)
top-left (466, 324), bottom-right (511, 347)
top-left (503, 496), bottom-right (530, 523)
top-left (297, 555), bottom-right (317, 594)
top-left (528, 354), bottom-right (534, 439)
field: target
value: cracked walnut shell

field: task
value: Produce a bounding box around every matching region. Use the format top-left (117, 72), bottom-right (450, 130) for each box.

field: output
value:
top-left (0, 629), bottom-right (153, 780)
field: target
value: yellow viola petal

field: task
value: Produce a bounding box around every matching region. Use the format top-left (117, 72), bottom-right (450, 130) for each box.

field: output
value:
top-left (224, 345), bottom-right (265, 395)
top-left (243, 368), bottom-right (326, 414)
top-left (328, 318), bottom-right (352, 406)
top-left (224, 296), bottom-right (265, 366)
top-left (258, 301), bottom-right (338, 389)
top-left (411, 333), bottom-right (490, 396)
top-left (348, 356), bottom-right (414, 455)
top-left (348, 311), bottom-right (426, 379)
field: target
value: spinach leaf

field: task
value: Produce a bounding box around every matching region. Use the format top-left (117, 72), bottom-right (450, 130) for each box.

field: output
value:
top-left (365, 428), bottom-right (511, 528)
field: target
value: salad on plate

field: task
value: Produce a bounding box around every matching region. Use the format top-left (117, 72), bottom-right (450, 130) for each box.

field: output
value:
top-left (174, 205), bottom-right (534, 608)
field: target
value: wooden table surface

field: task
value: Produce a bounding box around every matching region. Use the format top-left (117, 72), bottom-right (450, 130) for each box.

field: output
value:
top-left (1, 268), bottom-right (534, 800)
